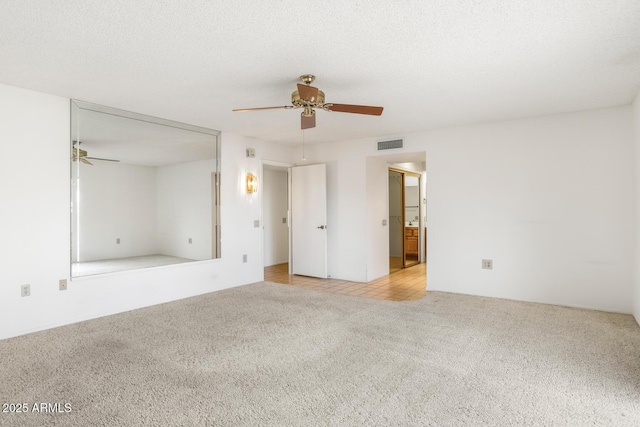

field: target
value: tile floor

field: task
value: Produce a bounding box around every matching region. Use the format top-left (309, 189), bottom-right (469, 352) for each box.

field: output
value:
top-left (389, 256), bottom-right (402, 274)
top-left (264, 262), bottom-right (426, 301)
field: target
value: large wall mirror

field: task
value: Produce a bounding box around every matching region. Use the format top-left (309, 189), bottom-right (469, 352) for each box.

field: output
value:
top-left (71, 100), bottom-right (221, 277)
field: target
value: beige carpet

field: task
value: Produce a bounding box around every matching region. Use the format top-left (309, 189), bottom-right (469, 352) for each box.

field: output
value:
top-left (1, 283), bottom-right (639, 426)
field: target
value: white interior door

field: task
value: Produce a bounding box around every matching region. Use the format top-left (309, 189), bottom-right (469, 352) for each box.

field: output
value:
top-left (291, 164), bottom-right (327, 278)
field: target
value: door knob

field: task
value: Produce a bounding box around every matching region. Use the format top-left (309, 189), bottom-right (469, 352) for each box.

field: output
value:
top-left (317, 225), bottom-right (326, 229)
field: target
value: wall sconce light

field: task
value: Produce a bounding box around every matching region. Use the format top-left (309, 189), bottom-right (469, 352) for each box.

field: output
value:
top-left (246, 173), bottom-right (258, 194)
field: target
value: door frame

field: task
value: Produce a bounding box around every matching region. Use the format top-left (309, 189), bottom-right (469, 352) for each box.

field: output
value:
top-left (389, 167), bottom-right (422, 269)
top-left (261, 160), bottom-right (294, 273)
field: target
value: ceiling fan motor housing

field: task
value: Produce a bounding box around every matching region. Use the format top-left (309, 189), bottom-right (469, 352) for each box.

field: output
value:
top-left (291, 89), bottom-right (325, 111)
top-left (73, 147), bottom-right (88, 158)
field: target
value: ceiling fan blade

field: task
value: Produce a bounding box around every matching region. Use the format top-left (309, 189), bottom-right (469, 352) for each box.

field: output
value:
top-left (327, 104), bottom-right (384, 116)
top-left (85, 157), bottom-right (120, 162)
top-left (233, 106), bottom-right (293, 112)
top-left (297, 84), bottom-right (319, 103)
top-left (301, 111), bottom-right (316, 130)
top-left (80, 158), bottom-right (93, 165)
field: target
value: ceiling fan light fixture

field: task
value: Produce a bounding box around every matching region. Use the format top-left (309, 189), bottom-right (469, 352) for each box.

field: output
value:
top-left (301, 109), bottom-right (316, 129)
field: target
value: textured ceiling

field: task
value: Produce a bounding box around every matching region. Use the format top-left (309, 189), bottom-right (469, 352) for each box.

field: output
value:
top-left (1, 1), bottom-right (639, 145)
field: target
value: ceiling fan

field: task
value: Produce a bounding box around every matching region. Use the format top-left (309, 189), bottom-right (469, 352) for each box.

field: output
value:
top-left (233, 74), bottom-right (383, 130)
top-left (72, 141), bottom-right (120, 165)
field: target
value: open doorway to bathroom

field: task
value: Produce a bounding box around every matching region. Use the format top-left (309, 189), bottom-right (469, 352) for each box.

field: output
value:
top-left (389, 168), bottom-right (423, 273)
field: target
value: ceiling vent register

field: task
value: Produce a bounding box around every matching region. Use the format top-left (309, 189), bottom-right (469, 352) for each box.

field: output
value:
top-left (377, 139), bottom-right (403, 150)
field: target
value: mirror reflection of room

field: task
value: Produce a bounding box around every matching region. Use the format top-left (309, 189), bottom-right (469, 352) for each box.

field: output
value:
top-left (404, 174), bottom-right (420, 268)
top-left (71, 100), bottom-right (221, 277)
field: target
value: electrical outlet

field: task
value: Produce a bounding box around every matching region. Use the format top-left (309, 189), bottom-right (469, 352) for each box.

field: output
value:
top-left (59, 279), bottom-right (67, 291)
top-left (188, 238), bottom-right (192, 244)
top-left (382, 219), bottom-right (387, 226)
top-left (21, 284), bottom-right (30, 297)
top-left (254, 220), bottom-right (260, 228)
top-left (116, 238), bottom-right (120, 244)
top-left (482, 259), bottom-right (493, 270)
top-left (242, 254), bottom-right (248, 263)
top-left (282, 217), bottom-right (287, 224)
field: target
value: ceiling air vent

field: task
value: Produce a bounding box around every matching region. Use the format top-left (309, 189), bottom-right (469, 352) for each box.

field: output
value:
top-left (377, 139), bottom-right (403, 150)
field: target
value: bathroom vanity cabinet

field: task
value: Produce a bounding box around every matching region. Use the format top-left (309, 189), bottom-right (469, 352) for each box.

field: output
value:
top-left (405, 227), bottom-right (419, 258)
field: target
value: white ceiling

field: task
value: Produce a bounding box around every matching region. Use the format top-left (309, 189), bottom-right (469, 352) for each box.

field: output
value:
top-left (1, 1), bottom-right (639, 146)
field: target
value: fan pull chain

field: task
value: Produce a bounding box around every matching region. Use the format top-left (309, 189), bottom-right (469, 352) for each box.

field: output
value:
top-left (302, 130), bottom-right (306, 161)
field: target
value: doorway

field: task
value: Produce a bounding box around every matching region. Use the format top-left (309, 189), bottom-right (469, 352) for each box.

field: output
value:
top-left (262, 162), bottom-right (328, 279)
top-left (389, 168), bottom-right (422, 273)
top-left (262, 163), bottom-right (290, 270)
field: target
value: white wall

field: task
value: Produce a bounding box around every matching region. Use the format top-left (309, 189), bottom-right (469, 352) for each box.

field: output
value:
top-left (77, 161), bottom-right (158, 261)
top-left (156, 158), bottom-right (215, 260)
top-left (633, 90), bottom-right (640, 324)
top-left (300, 106), bottom-right (635, 313)
top-left (426, 109), bottom-right (633, 313)
top-left (366, 157), bottom-right (389, 281)
top-left (263, 169), bottom-right (289, 267)
top-left (0, 83), bottom-right (295, 339)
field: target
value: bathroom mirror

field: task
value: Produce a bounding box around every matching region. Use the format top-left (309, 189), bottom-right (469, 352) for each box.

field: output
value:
top-left (71, 100), bottom-right (220, 277)
top-left (404, 175), bottom-right (420, 226)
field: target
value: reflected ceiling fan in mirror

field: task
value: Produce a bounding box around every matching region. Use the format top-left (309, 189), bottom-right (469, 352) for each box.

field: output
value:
top-left (233, 74), bottom-right (384, 129)
top-left (72, 141), bottom-right (120, 165)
